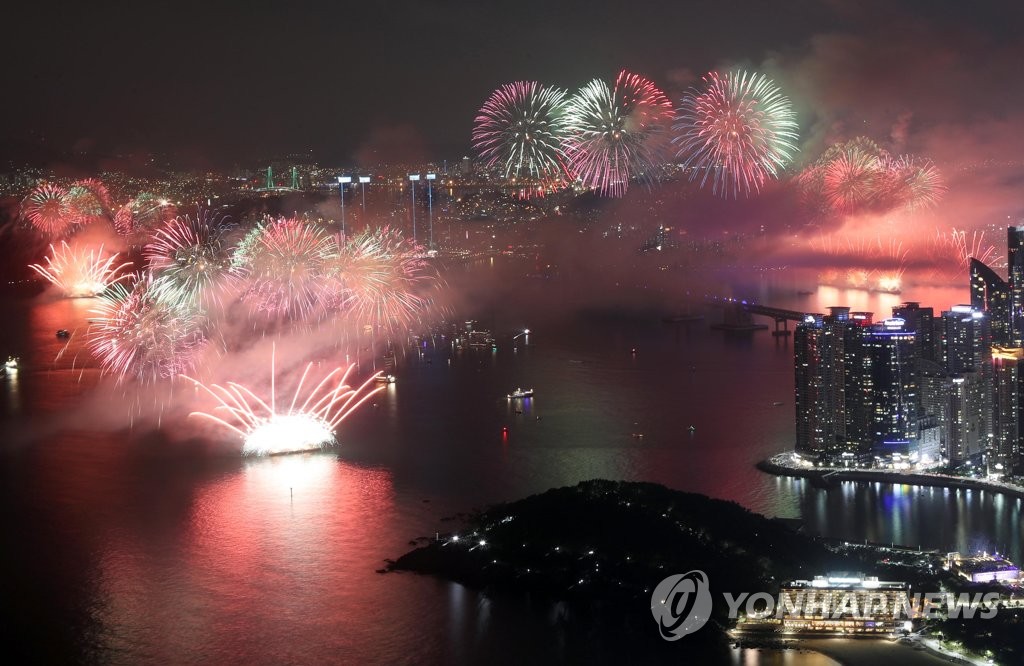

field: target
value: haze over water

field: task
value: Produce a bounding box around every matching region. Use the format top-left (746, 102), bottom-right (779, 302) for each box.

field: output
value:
top-left (1, 257), bottom-right (1018, 663)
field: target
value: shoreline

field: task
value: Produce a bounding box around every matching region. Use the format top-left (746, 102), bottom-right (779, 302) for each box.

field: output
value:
top-left (757, 453), bottom-right (1024, 501)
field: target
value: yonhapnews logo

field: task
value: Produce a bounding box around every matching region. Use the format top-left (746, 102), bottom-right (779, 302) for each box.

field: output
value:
top-left (651, 571), bottom-right (1003, 641)
top-left (650, 570), bottom-right (713, 640)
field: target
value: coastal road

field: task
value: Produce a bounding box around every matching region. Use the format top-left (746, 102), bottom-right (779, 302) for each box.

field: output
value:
top-left (801, 639), bottom-right (971, 666)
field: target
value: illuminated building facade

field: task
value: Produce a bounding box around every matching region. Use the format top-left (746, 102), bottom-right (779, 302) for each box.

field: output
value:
top-left (991, 346), bottom-right (1024, 469)
top-left (1008, 227), bottom-right (1024, 344)
top-left (778, 576), bottom-right (910, 635)
top-left (970, 258), bottom-right (1012, 345)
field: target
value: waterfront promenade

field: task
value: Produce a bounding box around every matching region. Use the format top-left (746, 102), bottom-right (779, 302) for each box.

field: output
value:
top-left (758, 452), bottom-right (1024, 501)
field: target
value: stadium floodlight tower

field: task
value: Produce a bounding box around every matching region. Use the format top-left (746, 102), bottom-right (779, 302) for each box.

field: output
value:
top-left (358, 176), bottom-right (371, 214)
top-left (408, 174), bottom-right (420, 243)
top-left (426, 173), bottom-right (436, 250)
top-left (337, 176), bottom-right (352, 237)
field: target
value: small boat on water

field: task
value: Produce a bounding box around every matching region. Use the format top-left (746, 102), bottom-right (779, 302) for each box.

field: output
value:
top-left (507, 388), bottom-right (534, 399)
top-left (56, 329), bottom-right (70, 339)
top-left (376, 374), bottom-right (397, 384)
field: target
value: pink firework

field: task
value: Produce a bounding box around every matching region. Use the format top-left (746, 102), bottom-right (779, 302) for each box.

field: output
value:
top-left (22, 183), bottom-right (75, 236)
top-left (823, 148), bottom-right (880, 213)
top-left (325, 227), bottom-right (435, 330)
top-left (887, 156), bottom-right (945, 210)
top-left (186, 347), bottom-right (384, 456)
top-left (674, 70), bottom-right (799, 197)
top-left (29, 241), bottom-right (133, 298)
top-left (563, 70), bottom-right (675, 197)
top-left (235, 216), bottom-right (334, 321)
top-left (88, 275), bottom-right (207, 383)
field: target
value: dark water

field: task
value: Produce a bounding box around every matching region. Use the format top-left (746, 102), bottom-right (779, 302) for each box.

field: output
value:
top-left (0, 261), bottom-right (1017, 664)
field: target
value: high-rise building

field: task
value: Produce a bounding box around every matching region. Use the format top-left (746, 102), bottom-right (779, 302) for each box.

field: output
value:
top-left (969, 258), bottom-right (1012, 345)
top-left (991, 346), bottom-right (1024, 471)
top-left (864, 318), bottom-right (919, 454)
top-left (795, 314), bottom-right (830, 458)
top-left (892, 302), bottom-right (938, 362)
top-left (940, 305), bottom-right (993, 449)
top-left (1008, 227), bottom-right (1024, 343)
top-left (949, 372), bottom-right (988, 463)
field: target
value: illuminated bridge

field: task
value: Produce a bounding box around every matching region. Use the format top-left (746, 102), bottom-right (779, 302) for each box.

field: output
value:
top-left (702, 295), bottom-right (815, 335)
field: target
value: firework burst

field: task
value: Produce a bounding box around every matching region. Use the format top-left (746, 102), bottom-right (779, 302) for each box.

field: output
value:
top-left (146, 211), bottom-right (241, 308)
top-left (235, 216), bottom-right (334, 321)
top-left (66, 178), bottom-right (113, 226)
top-left (473, 81), bottom-right (570, 183)
top-left (325, 227), bottom-right (434, 330)
top-left (674, 70), bottom-right (798, 197)
top-left (88, 275), bottom-right (207, 383)
top-left (186, 349), bottom-right (384, 456)
top-left (22, 183), bottom-right (75, 236)
top-left (563, 70), bottom-right (674, 197)
top-left (799, 137), bottom-right (945, 216)
top-left (823, 148), bottom-right (880, 213)
top-left (29, 241), bottom-right (132, 298)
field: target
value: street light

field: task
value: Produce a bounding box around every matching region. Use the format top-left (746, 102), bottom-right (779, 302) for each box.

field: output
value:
top-left (358, 176), bottom-right (370, 214)
top-left (426, 173), bottom-right (436, 250)
top-left (408, 174), bottom-right (420, 243)
top-left (337, 176), bottom-right (351, 236)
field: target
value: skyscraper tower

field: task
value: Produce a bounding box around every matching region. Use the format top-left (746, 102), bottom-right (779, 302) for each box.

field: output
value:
top-left (1008, 227), bottom-right (1024, 344)
top-left (864, 318), bottom-right (919, 453)
top-left (991, 346), bottom-right (1024, 471)
top-left (940, 305), bottom-right (993, 453)
top-left (970, 258), bottom-right (1012, 345)
top-left (892, 302), bottom-right (938, 362)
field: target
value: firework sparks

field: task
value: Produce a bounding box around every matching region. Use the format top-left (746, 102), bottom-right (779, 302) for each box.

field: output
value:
top-left (799, 137), bottom-right (945, 215)
top-left (22, 183), bottom-right (75, 236)
top-left (66, 178), bottom-right (113, 226)
top-left (87, 275), bottom-right (207, 383)
top-left (563, 70), bottom-right (674, 197)
top-left (473, 81), bottom-right (570, 183)
top-left (29, 241), bottom-right (132, 298)
top-left (235, 216), bottom-right (334, 321)
top-left (186, 349), bottom-right (384, 456)
top-left (146, 210), bottom-right (241, 308)
top-left (674, 70), bottom-right (798, 197)
top-left (325, 227), bottom-right (434, 330)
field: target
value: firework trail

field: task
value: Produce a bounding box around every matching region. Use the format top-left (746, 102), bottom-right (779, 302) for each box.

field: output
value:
top-left (325, 227), bottom-right (434, 331)
top-left (674, 70), bottom-right (798, 197)
top-left (22, 183), bottom-right (76, 236)
top-left (563, 70), bottom-right (674, 197)
top-left (146, 210), bottom-right (241, 308)
top-left (88, 275), bottom-right (207, 383)
top-left (186, 348), bottom-right (384, 456)
top-left (473, 81), bottom-right (571, 183)
top-left (234, 216), bottom-right (334, 321)
top-left (29, 241), bottom-right (133, 298)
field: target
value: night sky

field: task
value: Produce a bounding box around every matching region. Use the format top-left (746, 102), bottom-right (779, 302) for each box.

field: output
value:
top-left (2, 1), bottom-right (1023, 168)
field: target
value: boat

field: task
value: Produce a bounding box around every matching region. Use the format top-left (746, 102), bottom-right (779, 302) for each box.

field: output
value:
top-left (376, 374), bottom-right (397, 384)
top-left (56, 329), bottom-right (70, 339)
top-left (507, 388), bottom-right (534, 399)
top-left (4, 357), bottom-right (18, 372)
top-left (773, 401), bottom-right (784, 406)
